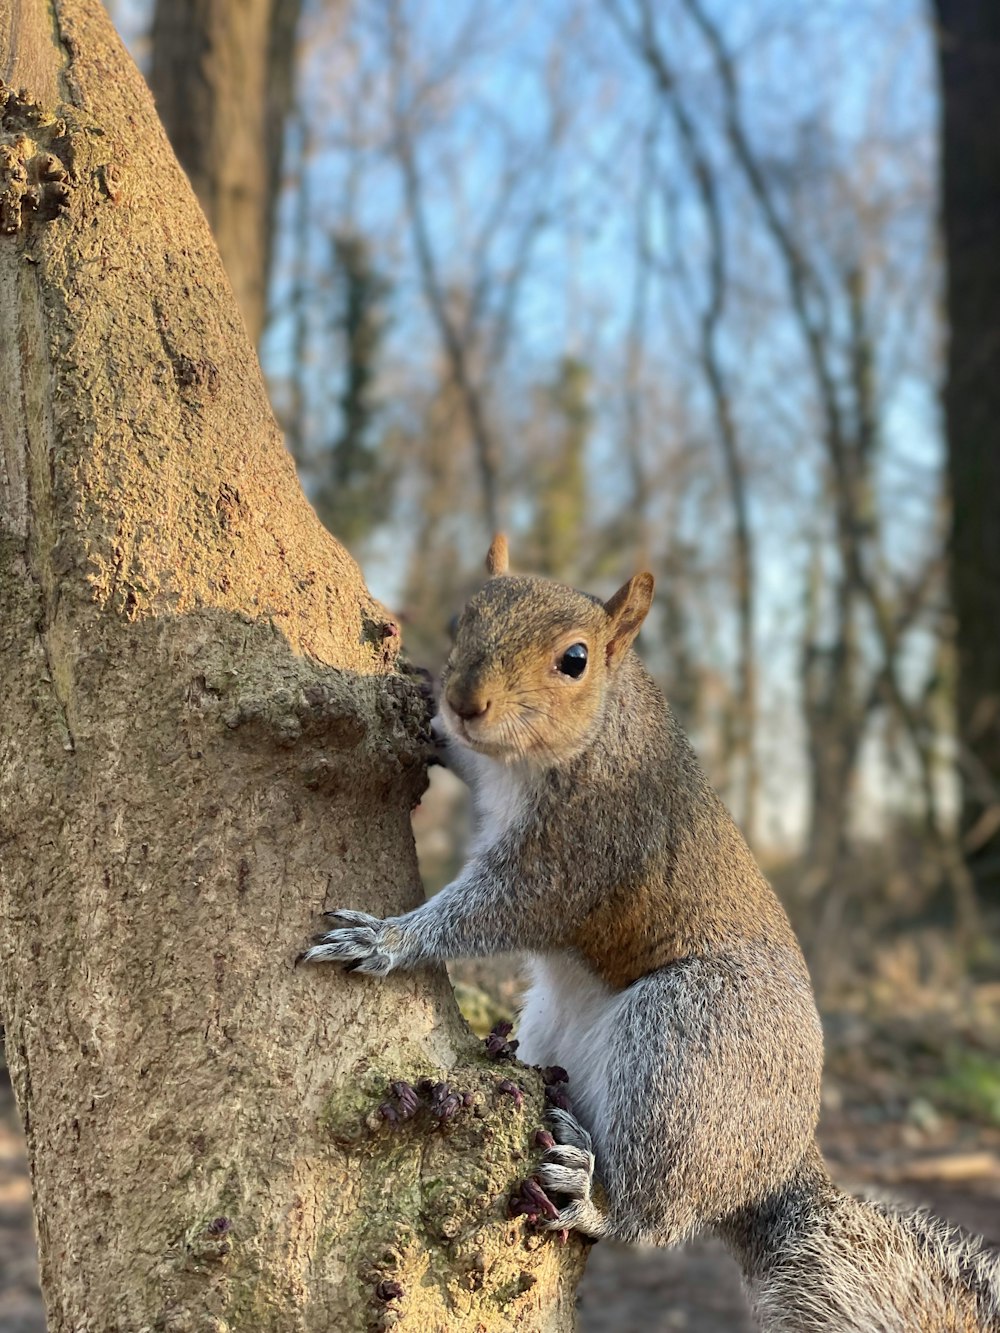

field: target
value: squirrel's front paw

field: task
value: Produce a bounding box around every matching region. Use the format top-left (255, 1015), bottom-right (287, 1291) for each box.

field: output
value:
top-left (301, 910), bottom-right (397, 976)
top-left (536, 1109), bottom-right (608, 1239)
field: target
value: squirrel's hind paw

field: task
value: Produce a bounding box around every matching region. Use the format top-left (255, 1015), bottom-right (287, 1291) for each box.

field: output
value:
top-left (533, 1112), bottom-right (608, 1240)
top-left (537, 1139), bottom-right (599, 1217)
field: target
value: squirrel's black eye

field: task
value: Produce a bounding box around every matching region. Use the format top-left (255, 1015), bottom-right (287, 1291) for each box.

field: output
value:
top-left (557, 643), bottom-right (588, 679)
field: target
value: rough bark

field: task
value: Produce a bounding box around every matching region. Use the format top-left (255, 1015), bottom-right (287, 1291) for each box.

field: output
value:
top-left (0, 2), bottom-right (585, 1329)
top-left (149, 0), bottom-right (303, 344)
top-left (935, 0), bottom-right (1000, 909)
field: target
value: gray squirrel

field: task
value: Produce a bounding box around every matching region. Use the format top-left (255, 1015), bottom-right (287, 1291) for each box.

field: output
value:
top-left (306, 536), bottom-right (1000, 1332)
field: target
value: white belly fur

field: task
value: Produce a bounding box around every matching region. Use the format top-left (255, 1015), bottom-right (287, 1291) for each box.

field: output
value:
top-left (517, 953), bottom-right (627, 1146)
top-left (467, 752), bottom-right (528, 850)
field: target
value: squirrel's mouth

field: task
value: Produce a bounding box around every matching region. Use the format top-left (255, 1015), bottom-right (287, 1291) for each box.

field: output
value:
top-left (439, 704), bottom-right (546, 767)
top-left (439, 700), bottom-right (506, 756)
top-left (451, 717), bottom-right (494, 751)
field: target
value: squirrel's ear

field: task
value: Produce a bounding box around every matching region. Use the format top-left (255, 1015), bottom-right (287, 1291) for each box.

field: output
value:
top-left (485, 532), bottom-right (510, 577)
top-left (604, 572), bottom-right (654, 664)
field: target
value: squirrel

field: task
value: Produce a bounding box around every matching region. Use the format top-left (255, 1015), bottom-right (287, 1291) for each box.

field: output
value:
top-left (306, 534), bottom-right (1000, 1332)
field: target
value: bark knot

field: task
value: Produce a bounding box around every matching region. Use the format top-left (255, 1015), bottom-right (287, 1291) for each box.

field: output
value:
top-left (0, 81), bottom-right (73, 234)
top-left (172, 353), bottom-right (221, 397)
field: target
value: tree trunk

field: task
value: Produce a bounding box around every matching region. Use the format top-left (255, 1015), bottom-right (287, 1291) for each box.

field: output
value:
top-left (149, 0), bottom-right (303, 344)
top-left (0, 3), bottom-right (584, 1329)
top-left (935, 0), bottom-right (1000, 910)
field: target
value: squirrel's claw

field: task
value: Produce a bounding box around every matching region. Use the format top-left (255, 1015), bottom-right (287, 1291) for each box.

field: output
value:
top-left (508, 1176), bottom-right (560, 1225)
top-left (321, 908), bottom-right (381, 927)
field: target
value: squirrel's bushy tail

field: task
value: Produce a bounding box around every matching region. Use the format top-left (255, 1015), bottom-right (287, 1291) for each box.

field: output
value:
top-left (723, 1144), bottom-right (1000, 1333)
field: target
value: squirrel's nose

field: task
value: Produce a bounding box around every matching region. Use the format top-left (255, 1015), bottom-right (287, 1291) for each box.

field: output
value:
top-left (447, 690), bottom-right (490, 722)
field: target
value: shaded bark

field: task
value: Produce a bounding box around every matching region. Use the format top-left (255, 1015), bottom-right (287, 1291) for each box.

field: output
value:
top-left (533, 357), bottom-right (590, 583)
top-left (0, 2), bottom-right (585, 1328)
top-left (801, 642), bottom-right (861, 893)
top-left (149, 0), bottom-right (304, 344)
top-left (935, 0), bottom-right (1000, 909)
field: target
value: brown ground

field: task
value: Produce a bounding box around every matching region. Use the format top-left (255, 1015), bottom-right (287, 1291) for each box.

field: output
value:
top-left (3, 1065), bottom-right (999, 1333)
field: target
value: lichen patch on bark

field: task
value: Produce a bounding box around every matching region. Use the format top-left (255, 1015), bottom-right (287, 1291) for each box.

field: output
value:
top-left (320, 1057), bottom-right (586, 1333)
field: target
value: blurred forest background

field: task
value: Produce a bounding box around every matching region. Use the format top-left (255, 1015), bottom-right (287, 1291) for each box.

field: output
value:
top-left (2, 1), bottom-right (1000, 1329)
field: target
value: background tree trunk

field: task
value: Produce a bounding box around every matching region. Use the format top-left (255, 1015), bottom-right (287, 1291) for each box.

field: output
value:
top-left (0, 2), bottom-right (585, 1328)
top-left (935, 0), bottom-right (1000, 911)
top-left (149, 0), bottom-right (304, 344)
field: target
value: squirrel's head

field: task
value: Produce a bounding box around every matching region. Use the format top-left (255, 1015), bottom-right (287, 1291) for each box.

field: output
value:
top-left (439, 534), bottom-right (654, 767)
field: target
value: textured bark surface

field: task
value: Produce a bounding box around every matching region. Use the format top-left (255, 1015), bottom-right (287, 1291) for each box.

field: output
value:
top-left (936, 0), bottom-right (1000, 909)
top-left (0, 2), bottom-right (585, 1328)
top-left (149, 0), bottom-right (303, 344)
